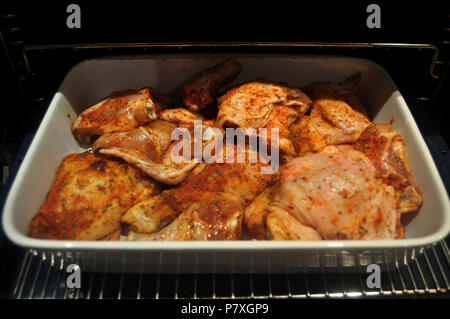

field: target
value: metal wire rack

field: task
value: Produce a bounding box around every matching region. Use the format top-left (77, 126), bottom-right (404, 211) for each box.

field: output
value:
top-left (9, 238), bottom-right (450, 299)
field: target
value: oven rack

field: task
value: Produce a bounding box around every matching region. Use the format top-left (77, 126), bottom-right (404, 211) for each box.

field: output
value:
top-left (9, 240), bottom-right (450, 299)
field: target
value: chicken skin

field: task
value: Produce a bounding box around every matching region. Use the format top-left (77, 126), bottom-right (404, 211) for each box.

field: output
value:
top-left (157, 108), bottom-right (206, 127)
top-left (244, 185), bottom-right (321, 240)
top-left (217, 80), bottom-right (312, 155)
top-left (266, 206), bottom-right (323, 240)
top-left (123, 145), bottom-right (274, 240)
top-left (93, 120), bottom-right (177, 162)
top-left (179, 59), bottom-right (243, 111)
top-left (28, 152), bottom-right (159, 240)
top-left (245, 146), bottom-right (402, 240)
top-left (290, 74), bottom-right (370, 154)
top-left (353, 123), bottom-right (423, 213)
top-left (243, 186), bottom-right (274, 240)
top-left (72, 88), bottom-right (171, 144)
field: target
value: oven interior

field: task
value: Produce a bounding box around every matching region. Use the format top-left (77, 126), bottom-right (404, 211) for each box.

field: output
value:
top-left (0, 6), bottom-right (449, 299)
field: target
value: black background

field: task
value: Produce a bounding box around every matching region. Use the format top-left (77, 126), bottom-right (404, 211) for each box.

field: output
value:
top-left (1, 1), bottom-right (448, 44)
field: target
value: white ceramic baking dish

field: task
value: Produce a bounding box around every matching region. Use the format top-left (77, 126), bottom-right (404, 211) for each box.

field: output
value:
top-left (2, 55), bottom-right (450, 273)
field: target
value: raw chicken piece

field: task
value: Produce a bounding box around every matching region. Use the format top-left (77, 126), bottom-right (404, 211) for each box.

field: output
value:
top-left (127, 192), bottom-right (243, 240)
top-left (72, 88), bottom-right (171, 144)
top-left (266, 206), bottom-right (322, 240)
top-left (243, 187), bottom-right (273, 239)
top-left (244, 184), bottom-right (323, 240)
top-left (353, 123), bottom-right (423, 213)
top-left (305, 73), bottom-right (364, 102)
top-left (290, 74), bottom-right (370, 154)
top-left (217, 80), bottom-right (312, 155)
top-left (157, 108), bottom-right (206, 128)
top-left (93, 120), bottom-right (176, 162)
top-left (123, 145), bottom-right (274, 240)
top-left (99, 147), bottom-right (198, 185)
top-left (179, 59), bottom-right (243, 111)
top-left (245, 146), bottom-right (402, 240)
top-left (93, 110), bottom-right (215, 185)
top-left (28, 152), bottom-right (159, 240)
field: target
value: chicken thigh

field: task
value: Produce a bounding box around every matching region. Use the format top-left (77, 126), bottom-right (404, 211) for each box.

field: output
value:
top-left (290, 74), bottom-right (370, 154)
top-left (72, 88), bottom-right (171, 144)
top-left (243, 186), bottom-right (274, 239)
top-left (93, 120), bottom-right (176, 161)
top-left (127, 191), bottom-right (244, 240)
top-left (353, 123), bottom-right (423, 213)
top-left (217, 80), bottom-right (312, 155)
top-left (29, 152), bottom-right (159, 240)
top-left (245, 146), bottom-right (402, 240)
top-left (93, 110), bottom-right (215, 185)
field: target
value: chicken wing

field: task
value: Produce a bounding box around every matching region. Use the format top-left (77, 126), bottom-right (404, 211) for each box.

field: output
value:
top-left (290, 74), bottom-right (370, 154)
top-left (353, 123), bottom-right (423, 213)
top-left (217, 80), bottom-right (312, 155)
top-left (245, 146), bottom-right (402, 240)
top-left (179, 59), bottom-right (243, 111)
top-left (123, 145), bottom-right (274, 240)
top-left (72, 88), bottom-right (171, 144)
top-left (28, 152), bottom-right (160, 240)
